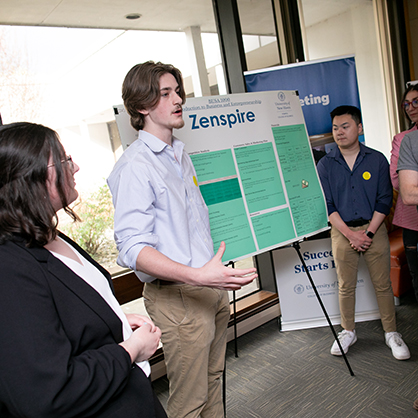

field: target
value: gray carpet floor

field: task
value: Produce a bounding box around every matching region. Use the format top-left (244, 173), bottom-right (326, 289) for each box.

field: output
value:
top-left (152, 290), bottom-right (418, 417)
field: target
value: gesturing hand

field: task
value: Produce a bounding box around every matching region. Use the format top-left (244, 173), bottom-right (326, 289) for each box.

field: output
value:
top-left (196, 241), bottom-right (258, 291)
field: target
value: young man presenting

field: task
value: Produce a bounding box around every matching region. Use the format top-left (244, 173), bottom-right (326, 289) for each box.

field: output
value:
top-left (107, 61), bottom-right (257, 418)
top-left (317, 105), bottom-right (409, 360)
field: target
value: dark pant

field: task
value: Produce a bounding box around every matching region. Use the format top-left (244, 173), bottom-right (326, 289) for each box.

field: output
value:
top-left (402, 228), bottom-right (418, 302)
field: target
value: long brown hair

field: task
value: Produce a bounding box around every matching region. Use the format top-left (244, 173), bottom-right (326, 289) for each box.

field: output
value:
top-left (0, 122), bottom-right (78, 246)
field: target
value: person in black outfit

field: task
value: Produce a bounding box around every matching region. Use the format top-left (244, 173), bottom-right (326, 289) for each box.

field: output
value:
top-left (0, 122), bottom-right (167, 418)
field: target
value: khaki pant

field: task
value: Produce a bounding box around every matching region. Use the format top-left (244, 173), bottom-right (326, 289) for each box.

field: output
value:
top-left (331, 222), bottom-right (396, 332)
top-left (144, 282), bottom-right (230, 418)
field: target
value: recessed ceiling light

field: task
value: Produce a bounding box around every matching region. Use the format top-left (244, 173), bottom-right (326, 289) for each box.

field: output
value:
top-left (125, 13), bottom-right (141, 20)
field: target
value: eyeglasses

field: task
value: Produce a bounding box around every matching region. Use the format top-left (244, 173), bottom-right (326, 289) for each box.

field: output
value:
top-left (47, 155), bottom-right (74, 170)
top-left (402, 99), bottom-right (418, 110)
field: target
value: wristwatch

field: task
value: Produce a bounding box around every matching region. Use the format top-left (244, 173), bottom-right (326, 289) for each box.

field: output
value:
top-left (365, 230), bottom-right (374, 239)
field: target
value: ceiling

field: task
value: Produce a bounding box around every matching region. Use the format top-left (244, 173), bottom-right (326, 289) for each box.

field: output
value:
top-left (0, 0), bottom-right (367, 35)
top-left (0, 0), bottom-right (265, 34)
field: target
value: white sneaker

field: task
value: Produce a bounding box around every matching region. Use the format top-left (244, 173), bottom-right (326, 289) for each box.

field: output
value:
top-left (385, 332), bottom-right (410, 360)
top-left (330, 329), bottom-right (357, 356)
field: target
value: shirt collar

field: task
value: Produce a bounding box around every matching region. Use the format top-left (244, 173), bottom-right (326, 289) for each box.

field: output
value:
top-left (138, 130), bottom-right (185, 158)
top-left (330, 141), bottom-right (371, 161)
top-left (138, 130), bottom-right (169, 153)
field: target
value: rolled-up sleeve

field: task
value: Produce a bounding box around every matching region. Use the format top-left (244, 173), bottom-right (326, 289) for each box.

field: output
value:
top-left (374, 155), bottom-right (393, 215)
top-left (107, 159), bottom-right (158, 276)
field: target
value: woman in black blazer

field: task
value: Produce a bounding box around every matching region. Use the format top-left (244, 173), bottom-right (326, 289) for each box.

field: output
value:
top-left (0, 122), bottom-right (167, 418)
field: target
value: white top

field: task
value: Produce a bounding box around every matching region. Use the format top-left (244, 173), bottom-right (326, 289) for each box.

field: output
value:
top-left (49, 237), bottom-right (150, 376)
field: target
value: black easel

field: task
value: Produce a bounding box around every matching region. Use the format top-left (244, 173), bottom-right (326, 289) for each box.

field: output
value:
top-left (223, 260), bottom-right (239, 416)
top-left (226, 260), bottom-right (239, 357)
top-left (292, 240), bottom-right (355, 376)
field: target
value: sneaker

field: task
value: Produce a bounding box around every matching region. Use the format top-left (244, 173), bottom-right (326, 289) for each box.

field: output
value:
top-left (330, 330), bottom-right (357, 356)
top-left (385, 332), bottom-right (410, 360)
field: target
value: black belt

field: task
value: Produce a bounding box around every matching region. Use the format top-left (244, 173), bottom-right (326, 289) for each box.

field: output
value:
top-left (152, 279), bottom-right (184, 286)
top-left (346, 219), bottom-right (370, 227)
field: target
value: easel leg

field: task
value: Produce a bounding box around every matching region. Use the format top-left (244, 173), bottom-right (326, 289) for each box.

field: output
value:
top-left (223, 360), bottom-right (226, 416)
top-left (226, 260), bottom-right (239, 358)
top-left (224, 260), bottom-right (238, 416)
top-left (292, 241), bottom-right (355, 376)
top-left (233, 289), bottom-right (238, 358)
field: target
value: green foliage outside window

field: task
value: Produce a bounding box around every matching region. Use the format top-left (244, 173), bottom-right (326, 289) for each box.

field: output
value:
top-left (61, 184), bottom-right (118, 270)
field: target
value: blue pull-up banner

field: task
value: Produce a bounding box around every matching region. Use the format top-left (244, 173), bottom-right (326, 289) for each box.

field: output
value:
top-left (244, 55), bottom-right (360, 137)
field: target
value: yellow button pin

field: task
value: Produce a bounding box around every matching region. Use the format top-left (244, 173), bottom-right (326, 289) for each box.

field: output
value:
top-left (363, 171), bottom-right (371, 180)
top-left (193, 175), bottom-right (198, 187)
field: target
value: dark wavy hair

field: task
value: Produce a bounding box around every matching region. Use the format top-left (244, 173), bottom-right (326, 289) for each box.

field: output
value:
top-left (401, 83), bottom-right (418, 125)
top-left (122, 61), bottom-right (186, 131)
top-left (0, 122), bottom-right (78, 246)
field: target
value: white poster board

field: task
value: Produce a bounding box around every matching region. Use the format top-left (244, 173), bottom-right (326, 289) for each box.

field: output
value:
top-left (113, 105), bottom-right (137, 149)
top-left (273, 238), bottom-right (380, 331)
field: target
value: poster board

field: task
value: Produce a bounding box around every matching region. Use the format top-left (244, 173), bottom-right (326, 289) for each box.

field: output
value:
top-left (114, 90), bottom-right (329, 263)
top-left (113, 105), bottom-right (137, 150)
top-left (273, 238), bottom-right (380, 331)
top-left (175, 90), bottom-right (329, 262)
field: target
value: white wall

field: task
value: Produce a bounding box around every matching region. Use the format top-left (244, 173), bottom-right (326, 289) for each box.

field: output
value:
top-left (304, 2), bottom-right (392, 158)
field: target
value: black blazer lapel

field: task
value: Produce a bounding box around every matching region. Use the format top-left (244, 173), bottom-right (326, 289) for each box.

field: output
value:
top-left (16, 238), bottom-right (124, 343)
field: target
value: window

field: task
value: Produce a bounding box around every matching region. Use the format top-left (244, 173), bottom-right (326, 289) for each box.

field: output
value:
top-left (2, 22), bottom-right (260, 299)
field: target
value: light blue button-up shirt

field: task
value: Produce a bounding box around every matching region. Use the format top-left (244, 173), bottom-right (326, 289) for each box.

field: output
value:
top-left (107, 131), bottom-right (214, 282)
